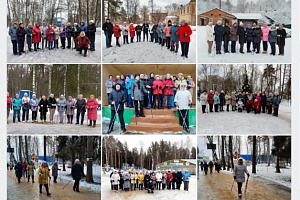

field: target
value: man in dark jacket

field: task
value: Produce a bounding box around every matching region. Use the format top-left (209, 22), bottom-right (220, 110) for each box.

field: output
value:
top-left (66, 22), bottom-right (73, 49)
top-left (75, 94), bottom-right (86, 125)
top-left (142, 21), bottom-right (149, 41)
top-left (9, 22), bottom-right (18, 55)
top-left (72, 23), bottom-right (80, 49)
top-left (253, 24), bottom-right (262, 53)
top-left (209, 161), bottom-right (214, 174)
top-left (16, 23), bottom-right (26, 55)
top-left (135, 24), bottom-right (142, 42)
top-left (87, 20), bottom-right (97, 51)
top-left (223, 22), bottom-right (230, 53)
top-left (102, 18), bottom-right (113, 48)
top-left (219, 90), bottom-right (225, 111)
top-left (237, 23), bottom-right (246, 54)
top-left (144, 171), bottom-right (150, 189)
top-left (142, 74), bottom-right (152, 109)
top-left (39, 95), bottom-right (49, 122)
top-left (171, 170), bottom-right (177, 190)
top-left (277, 24), bottom-right (287, 56)
top-left (131, 74), bottom-right (148, 117)
top-left (71, 159), bottom-right (83, 193)
top-left (204, 162), bottom-right (208, 175)
top-left (14, 161), bottom-right (24, 183)
top-left (246, 24), bottom-right (254, 53)
top-left (176, 170), bottom-right (183, 190)
top-left (214, 20), bottom-right (225, 54)
top-left (107, 83), bottom-right (127, 134)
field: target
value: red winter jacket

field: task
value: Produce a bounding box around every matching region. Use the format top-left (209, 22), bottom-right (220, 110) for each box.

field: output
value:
top-left (177, 23), bottom-right (192, 42)
top-left (254, 101), bottom-right (260, 111)
top-left (113, 25), bottom-right (121, 37)
top-left (74, 35), bottom-right (91, 49)
top-left (32, 22), bottom-right (41, 43)
top-left (86, 99), bottom-right (98, 121)
top-left (163, 78), bottom-right (175, 95)
top-left (129, 25), bottom-right (135, 37)
top-left (255, 96), bottom-right (261, 107)
top-left (167, 173), bottom-right (173, 182)
top-left (46, 28), bottom-right (55, 42)
top-left (207, 93), bottom-right (214, 104)
top-left (246, 100), bottom-right (253, 109)
top-left (152, 80), bottom-right (164, 95)
top-left (7, 96), bottom-right (12, 109)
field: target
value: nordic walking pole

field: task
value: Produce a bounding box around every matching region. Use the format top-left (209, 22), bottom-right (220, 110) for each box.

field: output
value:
top-left (62, 178), bottom-right (73, 189)
top-left (244, 176), bottom-right (249, 195)
top-left (132, 98), bottom-right (137, 125)
top-left (183, 34), bottom-right (186, 60)
top-left (107, 103), bottom-right (120, 134)
top-left (86, 107), bottom-right (89, 125)
top-left (148, 92), bottom-right (153, 118)
top-left (178, 108), bottom-right (188, 131)
top-left (230, 180), bottom-right (235, 192)
top-left (106, 30), bottom-right (109, 48)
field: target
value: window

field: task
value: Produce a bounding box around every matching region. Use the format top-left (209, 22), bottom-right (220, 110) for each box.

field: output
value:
top-left (209, 18), bottom-right (213, 23)
top-left (187, 7), bottom-right (189, 14)
top-left (218, 18), bottom-right (222, 23)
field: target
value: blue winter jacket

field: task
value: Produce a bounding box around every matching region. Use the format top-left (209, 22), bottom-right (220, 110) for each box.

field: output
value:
top-left (14, 164), bottom-right (23, 178)
top-left (56, 98), bottom-right (66, 112)
top-left (160, 25), bottom-right (166, 39)
top-left (26, 27), bottom-right (33, 44)
top-left (246, 28), bottom-right (254, 42)
top-left (182, 172), bottom-right (191, 181)
top-left (214, 25), bottom-right (225, 42)
top-left (80, 21), bottom-right (87, 34)
top-left (170, 25), bottom-right (179, 42)
top-left (9, 26), bottom-right (18, 40)
top-left (12, 98), bottom-right (22, 110)
top-left (126, 78), bottom-right (134, 95)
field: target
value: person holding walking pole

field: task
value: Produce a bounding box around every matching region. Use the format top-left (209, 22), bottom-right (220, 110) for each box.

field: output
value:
top-left (56, 94), bottom-right (66, 124)
top-left (233, 157), bottom-right (250, 198)
top-left (72, 159), bottom-right (82, 193)
top-left (102, 18), bottom-right (113, 48)
top-left (75, 94), bottom-right (86, 125)
top-left (107, 83), bottom-right (127, 134)
top-left (38, 161), bottom-right (51, 196)
top-left (132, 74), bottom-right (148, 117)
top-left (39, 95), bottom-right (49, 123)
top-left (178, 19), bottom-right (192, 58)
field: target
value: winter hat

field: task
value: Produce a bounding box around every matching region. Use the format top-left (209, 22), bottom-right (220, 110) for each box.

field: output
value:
top-left (253, 23), bottom-right (256, 26)
top-left (53, 23), bottom-right (57, 26)
top-left (240, 22), bottom-right (243, 26)
top-left (19, 22), bottom-right (23, 26)
top-left (155, 74), bottom-right (160, 78)
top-left (166, 73), bottom-right (171, 77)
top-left (144, 74), bottom-right (148, 78)
top-left (68, 96), bottom-right (72, 99)
top-left (74, 23), bottom-right (78, 25)
top-left (106, 18), bottom-right (110, 21)
top-left (32, 94), bottom-right (36, 97)
top-left (238, 157), bottom-right (243, 161)
top-left (178, 73), bottom-right (183, 76)
top-left (203, 90), bottom-right (207, 93)
top-left (90, 94), bottom-right (95, 98)
top-left (140, 74), bottom-right (144, 77)
top-left (42, 161), bottom-right (47, 164)
top-left (13, 22), bottom-right (18, 25)
top-left (174, 21), bottom-right (178, 24)
top-left (75, 159), bottom-right (80, 163)
top-left (135, 73), bottom-right (140, 78)
top-left (168, 20), bottom-right (172, 23)
top-left (180, 19), bottom-right (187, 24)
top-left (89, 20), bottom-right (94, 23)
top-left (210, 90), bottom-right (213, 93)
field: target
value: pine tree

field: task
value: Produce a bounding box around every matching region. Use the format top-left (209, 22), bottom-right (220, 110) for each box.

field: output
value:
top-left (242, 74), bottom-right (251, 93)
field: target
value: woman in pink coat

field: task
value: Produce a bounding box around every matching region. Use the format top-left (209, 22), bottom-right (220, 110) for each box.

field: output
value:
top-left (86, 94), bottom-right (98, 127)
top-left (262, 23), bottom-right (270, 54)
top-left (163, 20), bottom-right (172, 49)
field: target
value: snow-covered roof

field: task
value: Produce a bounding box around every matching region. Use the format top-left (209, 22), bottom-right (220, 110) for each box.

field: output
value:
top-left (181, 159), bottom-right (197, 165)
top-left (233, 13), bottom-right (262, 20)
top-left (166, 16), bottom-right (179, 19)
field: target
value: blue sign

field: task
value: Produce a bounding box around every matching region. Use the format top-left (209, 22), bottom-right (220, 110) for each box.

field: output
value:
top-left (164, 162), bottom-right (167, 165)
top-left (170, 163), bottom-right (176, 166)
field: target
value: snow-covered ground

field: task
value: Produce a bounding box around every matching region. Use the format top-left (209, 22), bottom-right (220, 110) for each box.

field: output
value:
top-left (102, 27), bottom-right (196, 63)
top-left (197, 26), bottom-right (291, 63)
top-left (101, 173), bottom-right (196, 200)
top-left (197, 100), bottom-right (291, 135)
top-left (7, 110), bottom-right (101, 135)
top-left (7, 28), bottom-right (101, 63)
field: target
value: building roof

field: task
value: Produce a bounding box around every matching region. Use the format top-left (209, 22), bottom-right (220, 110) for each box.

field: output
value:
top-left (156, 159), bottom-right (196, 166)
top-left (198, 8), bottom-right (235, 17)
top-left (166, 16), bottom-right (179, 19)
top-left (232, 13), bottom-right (262, 20)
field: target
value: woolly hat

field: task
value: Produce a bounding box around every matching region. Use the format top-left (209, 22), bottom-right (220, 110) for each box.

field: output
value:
top-left (166, 73), bottom-right (171, 77)
top-left (155, 74), bottom-right (160, 78)
top-left (75, 159), bottom-right (80, 163)
top-left (53, 23), bottom-right (57, 26)
top-left (168, 20), bottom-right (172, 23)
top-left (106, 18), bottom-right (110, 21)
top-left (90, 94), bottom-right (95, 98)
top-left (174, 21), bottom-right (178, 24)
top-left (135, 73), bottom-right (140, 78)
top-left (89, 20), bottom-right (94, 23)
top-left (42, 161), bottom-right (47, 164)
top-left (178, 73), bottom-right (183, 76)
top-left (13, 22), bottom-right (18, 25)
top-left (180, 19), bottom-right (187, 24)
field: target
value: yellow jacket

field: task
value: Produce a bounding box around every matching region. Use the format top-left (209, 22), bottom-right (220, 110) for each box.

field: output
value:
top-left (38, 166), bottom-right (50, 184)
top-left (137, 174), bottom-right (144, 184)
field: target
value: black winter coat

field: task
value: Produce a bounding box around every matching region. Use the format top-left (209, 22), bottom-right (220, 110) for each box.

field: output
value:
top-left (102, 22), bottom-right (113, 35)
top-left (253, 28), bottom-right (262, 43)
top-left (142, 23), bottom-right (149, 32)
top-left (48, 97), bottom-right (57, 109)
top-left (177, 172), bottom-right (183, 184)
top-left (261, 95), bottom-right (267, 106)
top-left (87, 24), bottom-right (96, 42)
top-left (66, 25), bottom-right (73, 38)
top-left (76, 99), bottom-right (86, 113)
top-left (144, 174), bottom-right (150, 182)
top-left (223, 25), bottom-right (230, 42)
top-left (108, 89), bottom-right (126, 111)
top-left (277, 29), bottom-right (286, 45)
top-left (237, 26), bottom-right (246, 44)
top-left (71, 164), bottom-right (82, 180)
top-left (39, 99), bottom-right (49, 113)
top-left (246, 28), bottom-right (254, 42)
top-left (73, 25), bottom-right (80, 38)
top-left (148, 182), bottom-right (154, 190)
top-left (17, 27), bottom-right (26, 41)
top-left (172, 172), bottom-right (177, 181)
top-left (135, 25), bottom-right (142, 32)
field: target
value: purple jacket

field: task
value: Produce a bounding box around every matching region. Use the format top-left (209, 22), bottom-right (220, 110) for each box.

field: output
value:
top-left (59, 26), bottom-right (67, 38)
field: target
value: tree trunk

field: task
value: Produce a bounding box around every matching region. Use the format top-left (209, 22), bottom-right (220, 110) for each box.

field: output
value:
top-left (229, 136), bottom-right (234, 170)
top-left (252, 136), bottom-right (256, 173)
top-left (44, 136), bottom-right (47, 161)
top-left (25, 136), bottom-right (29, 163)
top-left (222, 136), bottom-right (226, 170)
top-left (86, 136), bottom-right (94, 183)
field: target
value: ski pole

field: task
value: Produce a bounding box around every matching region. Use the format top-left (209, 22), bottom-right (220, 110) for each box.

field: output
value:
top-left (230, 180), bottom-right (235, 192)
top-left (183, 34), bottom-right (186, 59)
top-left (87, 107), bottom-right (89, 125)
top-left (244, 176), bottom-right (249, 195)
top-left (107, 103), bottom-right (120, 133)
top-left (106, 30), bottom-right (109, 48)
top-left (62, 178), bottom-right (73, 189)
top-left (178, 109), bottom-right (188, 131)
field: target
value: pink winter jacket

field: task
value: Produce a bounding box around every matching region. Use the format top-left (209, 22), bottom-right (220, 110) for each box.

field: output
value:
top-left (164, 26), bottom-right (172, 37)
top-left (261, 26), bottom-right (270, 41)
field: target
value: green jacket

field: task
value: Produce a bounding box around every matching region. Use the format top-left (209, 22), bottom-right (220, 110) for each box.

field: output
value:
top-left (12, 98), bottom-right (22, 110)
top-left (266, 96), bottom-right (273, 106)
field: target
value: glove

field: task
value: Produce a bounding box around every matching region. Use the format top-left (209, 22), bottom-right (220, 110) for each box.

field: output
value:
top-left (234, 176), bottom-right (236, 179)
top-left (170, 85), bottom-right (173, 88)
top-left (247, 174), bottom-right (250, 178)
top-left (156, 85), bottom-right (158, 88)
top-left (159, 86), bottom-right (162, 89)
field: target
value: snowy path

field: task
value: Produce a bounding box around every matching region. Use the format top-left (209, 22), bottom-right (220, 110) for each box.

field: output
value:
top-left (197, 26), bottom-right (291, 63)
top-left (102, 32), bottom-right (196, 63)
top-left (197, 103), bottom-right (291, 135)
top-left (198, 169), bottom-right (291, 200)
top-left (101, 174), bottom-right (196, 200)
top-left (7, 28), bottom-right (101, 63)
top-left (7, 170), bottom-right (101, 200)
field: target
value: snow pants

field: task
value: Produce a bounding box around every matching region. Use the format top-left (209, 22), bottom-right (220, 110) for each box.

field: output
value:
top-left (171, 41), bottom-right (179, 53)
top-left (180, 41), bottom-right (189, 57)
top-left (13, 110), bottom-right (20, 121)
top-left (49, 108), bottom-right (55, 121)
top-left (163, 95), bottom-right (172, 108)
top-left (11, 40), bottom-right (18, 54)
top-left (179, 109), bottom-right (189, 128)
top-left (184, 181), bottom-right (189, 191)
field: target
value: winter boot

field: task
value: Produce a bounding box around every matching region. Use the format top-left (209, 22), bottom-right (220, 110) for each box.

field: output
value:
top-left (39, 184), bottom-right (42, 194)
top-left (71, 119), bottom-right (73, 124)
top-left (93, 121), bottom-right (96, 128)
top-left (13, 118), bottom-right (15, 123)
top-left (88, 120), bottom-right (92, 126)
top-left (67, 119), bottom-right (70, 124)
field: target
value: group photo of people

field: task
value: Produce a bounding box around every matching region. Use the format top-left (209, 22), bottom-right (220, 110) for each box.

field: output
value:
top-left (197, 64), bottom-right (291, 135)
top-left (7, 0), bottom-right (101, 63)
top-left (102, 64), bottom-right (197, 134)
top-left (102, 0), bottom-right (196, 63)
top-left (102, 135), bottom-right (196, 199)
top-left (197, 0), bottom-right (291, 63)
top-left (7, 64), bottom-right (101, 135)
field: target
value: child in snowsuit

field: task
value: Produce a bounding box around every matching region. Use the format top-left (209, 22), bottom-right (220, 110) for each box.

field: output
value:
top-left (237, 99), bottom-right (244, 112)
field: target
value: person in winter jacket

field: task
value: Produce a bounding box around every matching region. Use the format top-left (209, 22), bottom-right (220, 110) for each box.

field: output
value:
top-left (39, 95), bottom-right (49, 122)
top-left (113, 22), bottom-right (122, 47)
top-left (107, 84), bottom-right (127, 133)
top-left (261, 23), bottom-right (270, 54)
top-left (110, 170), bottom-right (120, 192)
top-left (246, 97), bottom-right (253, 113)
top-left (58, 23), bottom-right (66, 49)
top-left (183, 170), bottom-right (191, 191)
top-left (200, 90), bottom-right (208, 113)
top-left (223, 22), bottom-right (230, 53)
top-left (225, 91), bottom-right (231, 112)
top-left (118, 171), bottom-right (124, 190)
top-left (175, 73), bottom-right (187, 92)
top-left (22, 161), bottom-right (28, 178)
top-left (149, 21), bottom-right (154, 42)
top-left (153, 21), bottom-right (159, 43)
top-left (74, 31), bottom-right (91, 57)
top-left (79, 21), bottom-right (87, 34)
top-left (53, 23), bottom-right (60, 49)
top-left (135, 24), bottom-right (142, 42)
top-left (272, 92), bottom-right (281, 117)
top-left (207, 90), bottom-right (214, 112)
top-left (255, 93), bottom-right (262, 113)
top-left (166, 170), bottom-right (173, 190)
top-left (41, 22), bottom-right (48, 49)
top-left (162, 74), bottom-right (175, 109)
top-left (230, 92), bottom-right (236, 111)
top-left (12, 94), bottom-right (22, 123)
top-left (75, 94), bottom-right (86, 125)
top-left (130, 171), bottom-right (138, 191)
top-left (9, 22), bottom-right (18, 55)
top-left (144, 171), bottom-right (150, 189)
top-left (46, 25), bottom-right (55, 50)
top-left (87, 20), bottom-right (96, 51)
top-left (27, 161), bottom-right (35, 183)
top-left (52, 162), bottom-right (60, 183)
top-left (164, 20), bottom-right (172, 49)
top-left (72, 159), bottom-right (82, 193)
top-left (122, 22), bottom-right (129, 44)
top-left (29, 94), bottom-right (39, 122)
top-left (161, 171), bottom-right (167, 190)
top-left (152, 74), bottom-right (164, 109)
top-left (237, 99), bottom-right (244, 112)
top-left (213, 91), bottom-right (220, 112)
top-left (187, 75), bottom-right (195, 99)
top-left (170, 21), bottom-right (179, 53)
top-left (38, 161), bottom-right (51, 196)
top-left (48, 94), bottom-right (56, 123)
top-left (137, 171), bottom-right (144, 190)
top-left (26, 24), bottom-right (33, 51)
top-left (176, 170), bottom-right (183, 190)
top-left (142, 74), bottom-right (152, 109)
top-left (7, 92), bottom-right (12, 123)
top-left (219, 90), bottom-right (225, 111)
top-left (175, 82), bottom-right (192, 133)
top-left (16, 23), bottom-right (26, 55)
top-left (125, 74), bottom-right (134, 107)
top-left (32, 22), bottom-right (41, 51)
top-left (148, 180), bottom-right (154, 193)
top-left (214, 20), bottom-right (225, 54)
top-left (132, 74), bottom-right (148, 117)
top-left (14, 161), bottom-right (24, 183)
top-left (150, 172), bottom-right (157, 190)
top-left (106, 75), bottom-right (116, 101)
top-left (72, 23), bottom-right (81, 49)
top-left (56, 94), bottom-right (66, 123)
top-left (233, 157), bottom-right (250, 198)
top-left (21, 93), bottom-right (30, 122)
top-left (160, 22), bottom-right (166, 46)
top-left (178, 19), bottom-right (193, 58)
top-left (156, 171), bottom-right (162, 190)
top-left (123, 172), bottom-right (130, 191)
top-left (245, 24), bottom-right (254, 53)
top-left (65, 22), bottom-right (73, 49)
top-left (237, 22), bottom-right (246, 53)
top-left (142, 21), bottom-right (149, 41)
top-left (171, 170), bottom-right (177, 190)
top-left (253, 24), bottom-right (262, 53)
top-left (86, 94), bottom-right (98, 127)
top-left (266, 93), bottom-right (273, 114)
top-left (261, 92), bottom-right (267, 113)
top-left (66, 96), bottom-right (75, 124)
top-left (277, 24), bottom-right (287, 56)
top-left (206, 22), bottom-right (214, 56)
top-left (157, 23), bottom-right (162, 44)
top-left (269, 25), bottom-right (277, 56)
top-left (129, 23), bottom-right (136, 43)
top-left (230, 23), bottom-right (238, 53)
